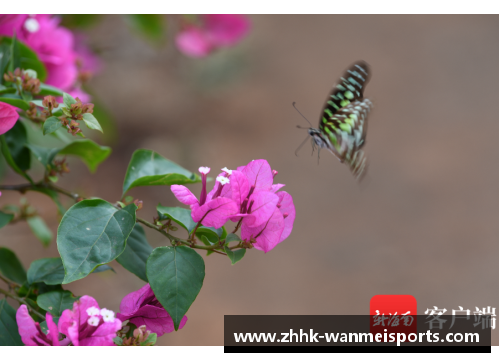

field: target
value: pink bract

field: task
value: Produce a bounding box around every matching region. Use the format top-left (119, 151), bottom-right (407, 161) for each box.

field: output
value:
top-left (117, 283), bottom-right (187, 336)
top-left (58, 295), bottom-right (121, 346)
top-left (0, 102), bottom-right (19, 135)
top-left (175, 14), bottom-right (250, 58)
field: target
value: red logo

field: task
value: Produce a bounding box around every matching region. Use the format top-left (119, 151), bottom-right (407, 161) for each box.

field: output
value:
top-left (370, 295), bottom-right (417, 342)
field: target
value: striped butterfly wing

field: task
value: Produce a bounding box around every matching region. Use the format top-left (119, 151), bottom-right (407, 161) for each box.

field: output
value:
top-left (319, 61), bottom-right (372, 180)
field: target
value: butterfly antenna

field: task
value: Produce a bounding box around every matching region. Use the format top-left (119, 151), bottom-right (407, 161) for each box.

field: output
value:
top-left (292, 102), bottom-right (313, 127)
top-left (295, 134), bottom-right (311, 157)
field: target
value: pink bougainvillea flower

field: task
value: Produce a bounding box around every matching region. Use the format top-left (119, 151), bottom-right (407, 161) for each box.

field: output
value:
top-left (171, 166), bottom-right (238, 228)
top-left (58, 295), bottom-right (121, 346)
top-left (175, 14), bottom-right (250, 58)
top-left (16, 305), bottom-right (67, 346)
top-left (117, 284), bottom-right (187, 336)
top-left (175, 26), bottom-right (212, 58)
top-left (0, 101), bottom-right (19, 135)
top-left (0, 15), bottom-right (99, 94)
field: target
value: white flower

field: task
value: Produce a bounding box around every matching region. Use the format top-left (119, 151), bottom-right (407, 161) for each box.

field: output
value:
top-left (198, 166), bottom-right (210, 175)
top-left (86, 306), bottom-right (100, 317)
top-left (221, 167), bottom-right (232, 175)
top-left (100, 308), bottom-right (115, 322)
top-left (87, 316), bottom-right (100, 326)
top-left (24, 18), bottom-right (39, 33)
top-left (216, 176), bottom-right (230, 185)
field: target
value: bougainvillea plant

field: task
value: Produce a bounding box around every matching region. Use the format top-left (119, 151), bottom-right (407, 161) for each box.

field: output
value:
top-left (0, 14), bottom-right (294, 346)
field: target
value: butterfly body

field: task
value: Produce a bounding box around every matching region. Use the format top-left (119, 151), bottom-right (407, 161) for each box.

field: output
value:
top-left (307, 61), bottom-right (372, 180)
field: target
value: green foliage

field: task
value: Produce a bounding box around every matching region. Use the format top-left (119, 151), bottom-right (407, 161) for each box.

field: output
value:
top-left (82, 113), bottom-right (103, 133)
top-left (0, 211), bottom-right (14, 229)
top-left (57, 139), bottom-right (111, 173)
top-left (37, 290), bottom-right (78, 317)
top-left (0, 86), bottom-right (16, 95)
top-left (38, 83), bottom-right (64, 96)
top-left (27, 257), bottom-right (114, 286)
top-left (27, 258), bottom-right (65, 285)
top-left (0, 299), bottom-right (23, 346)
top-left (126, 15), bottom-right (167, 43)
top-left (2, 121), bottom-right (31, 171)
top-left (0, 247), bottom-right (27, 285)
top-left (57, 200), bottom-right (137, 284)
top-left (157, 205), bottom-right (196, 233)
top-left (28, 139), bottom-right (111, 173)
top-left (147, 246), bottom-right (205, 331)
top-left (224, 245), bottom-right (246, 265)
top-left (122, 149), bottom-right (201, 196)
top-left (0, 37), bottom-right (47, 82)
top-left (63, 92), bottom-right (77, 107)
top-left (0, 96), bottom-right (30, 110)
top-left (116, 224), bottom-right (153, 282)
top-left (27, 216), bottom-right (53, 247)
top-left (42, 116), bottom-right (63, 135)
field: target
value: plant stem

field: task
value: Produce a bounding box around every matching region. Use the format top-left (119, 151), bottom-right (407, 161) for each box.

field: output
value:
top-left (0, 287), bottom-right (45, 320)
top-left (232, 217), bottom-right (243, 234)
top-left (0, 274), bottom-right (19, 288)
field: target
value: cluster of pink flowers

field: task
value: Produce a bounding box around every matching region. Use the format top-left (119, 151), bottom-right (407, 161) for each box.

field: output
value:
top-left (0, 14), bottom-right (100, 101)
top-left (175, 14), bottom-right (250, 58)
top-left (16, 284), bottom-right (182, 346)
top-left (17, 296), bottom-right (121, 346)
top-left (171, 159), bottom-right (296, 253)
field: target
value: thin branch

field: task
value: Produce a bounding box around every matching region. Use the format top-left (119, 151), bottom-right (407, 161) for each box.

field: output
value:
top-left (0, 287), bottom-right (46, 320)
top-left (0, 274), bottom-right (19, 288)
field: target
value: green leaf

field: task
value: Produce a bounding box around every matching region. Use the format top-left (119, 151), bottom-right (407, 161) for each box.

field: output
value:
top-left (224, 245), bottom-right (246, 265)
top-left (147, 246), bottom-right (205, 331)
top-left (26, 144), bottom-right (59, 167)
top-left (0, 86), bottom-right (16, 95)
top-left (27, 258), bottom-right (65, 285)
top-left (0, 299), bottom-right (23, 346)
top-left (0, 211), bottom-right (14, 229)
top-left (42, 116), bottom-right (62, 135)
top-left (122, 149), bottom-right (201, 196)
top-left (0, 96), bottom-right (30, 110)
top-left (57, 200), bottom-right (137, 284)
top-left (116, 224), bottom-right (153, 282)
top-left (0, 37), bottom-right (47, 82)
top-left (126, 14), bottom-right (166, 43)
top-left (0, 134), bottom-right (33, 183)
top-left (0, 247), bottom-right (27, 285)
top-left (93, 264), bottom-right (115, 274)
top-left (140, 332), bottom-right (157, 346)
top-left (27, 139), bottom-right (110, 173)
top-left (62, 92), bottom-right (76, 107)
top-left (38, 83), bottom-right (64, 96)
top-left (196, 226), bottom-right (225, 244)
top-left (82, 113), bottom-right (103, 133)
top-left (2, 121), bottom-right (30, 172)
top-left (27, 257), bottom-right (113, 285)
top-left (9, 34), bottom-right (20, 72)
top-left (57, 139), bottom-right (111, 173)
top-left (225, 233), bottom-right (241, 243)
top-left (27, 216), bottom-right (53, 247)
top-left (37, 290), bottom-right (78, 317)
top-left (113, 336), bottom-right (123, 346)
top-left (156, 205), bottom-right (196, 234)
top-left (0, 44), bottom-right (11, 84)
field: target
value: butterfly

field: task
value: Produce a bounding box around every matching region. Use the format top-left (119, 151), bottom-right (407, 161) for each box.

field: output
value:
top-left (297, 61), bottom-right (372, 181)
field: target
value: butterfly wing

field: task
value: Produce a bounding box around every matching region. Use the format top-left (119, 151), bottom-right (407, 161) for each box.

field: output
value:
top-left (320, 61), bottom-right (371, 120)
top-left (319, 99), bottom-right (372, 180)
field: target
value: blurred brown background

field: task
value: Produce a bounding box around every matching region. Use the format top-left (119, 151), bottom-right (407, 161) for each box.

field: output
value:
top-left (1, 15), bottom-right (498, 345)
